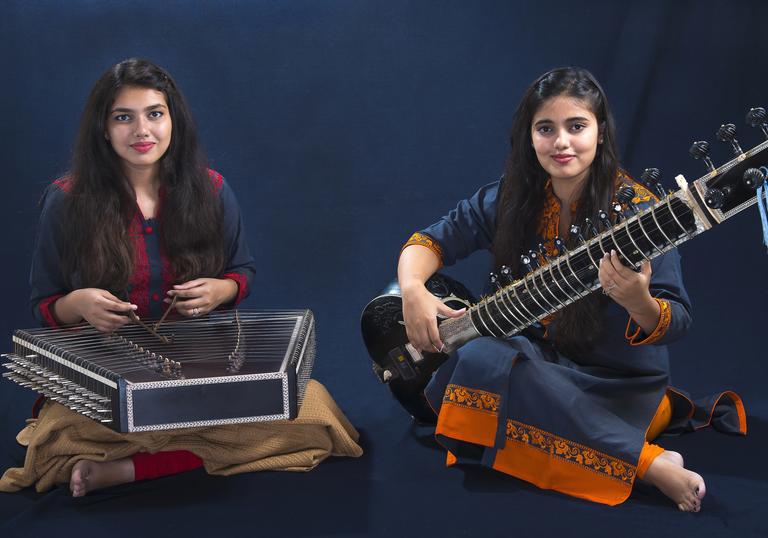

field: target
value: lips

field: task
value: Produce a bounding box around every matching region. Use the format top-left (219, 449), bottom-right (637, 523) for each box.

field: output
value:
top-left (552, 154), bottom-right (575, 164)
top-left (131, 142), bottom-right (156, 153)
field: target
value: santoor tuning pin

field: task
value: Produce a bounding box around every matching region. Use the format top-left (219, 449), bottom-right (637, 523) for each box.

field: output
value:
top-left (716, 123), bottom-right (743, 155)
top-left (746, 107), bottom-right (768, 139)
top-left (641, 168), bottom-right (666, 199)
top-left (689, 141), bottom-right (716, 172)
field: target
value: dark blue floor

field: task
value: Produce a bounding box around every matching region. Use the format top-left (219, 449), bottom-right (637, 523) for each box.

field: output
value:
top-left (2, 372), bottom-right (766, 538)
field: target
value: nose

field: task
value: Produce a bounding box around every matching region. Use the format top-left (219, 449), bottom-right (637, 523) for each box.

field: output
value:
top-left (554, 130), bottom-right (569, 151)
top-left (134, 116), bottom-right (150, 138)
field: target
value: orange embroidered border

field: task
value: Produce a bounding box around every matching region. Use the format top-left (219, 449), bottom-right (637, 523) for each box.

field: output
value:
top-left (402, 232), bottom-right (443, 263)
top-left (626, 298), bottom-right (671, 346)
top-left (505, 419), bottom-right (636, 485)
top-left (443, 384), bottom-right (500, 414)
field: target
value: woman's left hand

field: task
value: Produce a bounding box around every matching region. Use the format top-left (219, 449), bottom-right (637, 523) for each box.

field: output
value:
top-left (598, 250), bottom-right (653, 312)
top-left (166, 278), bottom-right (238, 317)
top-left (599, 250), bottom-right (660, 333)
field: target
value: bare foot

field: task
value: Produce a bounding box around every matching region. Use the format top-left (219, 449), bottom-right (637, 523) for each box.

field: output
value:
top-left (643, 450), bottom-right (705, 512)
top-left (70, 458), bottom-right (135, 497)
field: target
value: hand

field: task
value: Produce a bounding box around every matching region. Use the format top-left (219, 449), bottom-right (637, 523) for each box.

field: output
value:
top-left (166, 278), bottom-right (237, 318)
top-left (401, 282), bottom-right (466, 353)
top-left (599, 250), bottom-right (660, 332)
top-left (69, 288), bottom-right (136, 333)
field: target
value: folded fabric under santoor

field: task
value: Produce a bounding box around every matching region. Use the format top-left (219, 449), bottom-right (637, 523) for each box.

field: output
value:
top-left (0, 380), bottom-right (362, 493)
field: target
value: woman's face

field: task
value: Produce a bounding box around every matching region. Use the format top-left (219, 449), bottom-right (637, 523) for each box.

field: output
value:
top-left (530, 95), bottom-right (600, 185)
top-left (105, 86), bottom-right (172, 177)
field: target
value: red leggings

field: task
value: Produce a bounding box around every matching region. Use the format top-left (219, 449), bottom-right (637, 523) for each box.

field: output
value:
top-left (132, 450), bottom-right (203, 481)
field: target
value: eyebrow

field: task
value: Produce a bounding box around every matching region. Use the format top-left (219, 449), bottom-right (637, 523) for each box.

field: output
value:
top-left (110, 103), bottom-right (168, 113)
top-left (534, 116), bottom-right (591, 127)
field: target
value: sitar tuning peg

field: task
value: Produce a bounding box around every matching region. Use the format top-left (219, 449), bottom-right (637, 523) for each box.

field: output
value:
top-left (743, 167), bottom-right (766, 190)
top-left (716, 123), bottom-right (743, 156)
top-left (611, 201), bottom-right (624, 222)
top-left (489, 272), bottom-right (502, 290)
top-left (746, 107), bottom-right (768, 139)
top-left (689, 141), bottom-right (716, 172)
top-left (537, 243), bottom-right (551, 261)
top-left (500, 265), bottom-right (513, 283)
top-left (641, 167), bottom-right (666, 199)
top-left (584, 218), bottom-right (598, 238)
top-left (597, 209), bottom-right (612, 230)
top-left (616, 185), bottom-right (638, 214)
top-left (528, 250), bottom-right (541, 269)
top-left (569, 224), bottom-right (586, 244)
top-left (553, 236), bottom-right (567, 255)
top-left (520, 253), bottom-right (534, 273)
top-left (704, 188), bottom-right (725, 209)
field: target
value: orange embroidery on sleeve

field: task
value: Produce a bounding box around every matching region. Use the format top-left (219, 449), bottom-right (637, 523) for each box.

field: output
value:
top-left (401, 232), bottom-right (443, 264)
top-left (625, 298), bottom-right (671, 346)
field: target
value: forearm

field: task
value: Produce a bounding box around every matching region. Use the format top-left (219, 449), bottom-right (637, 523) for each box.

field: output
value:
top-left (397, 245), bottom-right (441, 292)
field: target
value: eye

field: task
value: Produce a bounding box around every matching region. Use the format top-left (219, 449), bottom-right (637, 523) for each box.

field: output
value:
top-left (113, 114), bottom-right (131, 122)
top-left (148, 110), bottom-right (164, 119)
top-left (536, 125), bottom-right (552, 134)
top-left (570, 123), bottom-right (587, 132)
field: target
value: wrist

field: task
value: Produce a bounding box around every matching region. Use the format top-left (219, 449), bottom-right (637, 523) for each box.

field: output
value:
top-left (218, 277), bottom-right (239, 305)
top-left (625, 293), bottom-right (657, 318)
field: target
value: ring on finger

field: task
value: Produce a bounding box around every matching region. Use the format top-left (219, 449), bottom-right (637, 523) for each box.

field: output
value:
top-left (192, 307), bottom-right (200, 316)
top-left (602, 282), bottom-right (618, 295)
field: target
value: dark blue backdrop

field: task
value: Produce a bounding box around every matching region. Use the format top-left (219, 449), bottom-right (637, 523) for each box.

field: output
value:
top-left (1, 1), bottom-right (767, 536)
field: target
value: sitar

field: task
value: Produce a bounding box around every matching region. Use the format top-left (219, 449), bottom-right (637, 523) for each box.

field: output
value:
top-left (361, 108), bottom-right (768, 423)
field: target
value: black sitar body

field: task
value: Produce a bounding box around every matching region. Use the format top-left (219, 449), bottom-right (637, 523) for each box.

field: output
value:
top-left (360, 273), bottom-right (476, 423)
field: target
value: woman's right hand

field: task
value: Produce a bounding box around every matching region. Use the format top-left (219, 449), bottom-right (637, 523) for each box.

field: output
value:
top-left (401, 282), bottom-right (466, 353)
top-left (64, 288), bottom-right (137, 332)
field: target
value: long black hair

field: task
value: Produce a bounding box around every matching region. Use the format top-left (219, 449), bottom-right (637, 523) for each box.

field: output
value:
top-left (493, 67), bottom-right (620, 358)
top-left (63, 58), bottom-right (225, 292)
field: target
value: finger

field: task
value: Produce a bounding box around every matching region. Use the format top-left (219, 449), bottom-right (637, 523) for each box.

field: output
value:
top-left (437, 304), bottom-right (466, 319)
top-left (173, 279), bottom-right (206, 290)
top-left (607, 251), bottom-right (633, 283)
top-left (599, 254), bottom-right (620, 283)
top-left (406, 321), bottom-right (430, 352)
top-left (640, 260), bottom-right (652, 277)
top-left (427, 319), bottom-right (444, 351)
top-left (97, 296), bottom-right (137, 312)
top-left (168, 288), bottom-right (205, 300)
top-left (92, 314), bottom-right (131, 332)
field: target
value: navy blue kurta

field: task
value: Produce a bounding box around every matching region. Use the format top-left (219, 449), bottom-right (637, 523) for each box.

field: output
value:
top-left (30, 170), bottom-right (256, 326)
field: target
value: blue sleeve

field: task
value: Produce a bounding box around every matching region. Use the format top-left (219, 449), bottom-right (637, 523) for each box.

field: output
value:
top-left (29, 184), bottom-right (70, 326)
top-left (219, 178), bottom-right (256, 303)
top-left (418, 180), bottom-right (500, 266)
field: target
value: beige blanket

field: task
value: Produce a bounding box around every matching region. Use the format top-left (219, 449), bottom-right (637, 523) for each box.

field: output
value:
top-left (0, 380), bottom-right (362, 493)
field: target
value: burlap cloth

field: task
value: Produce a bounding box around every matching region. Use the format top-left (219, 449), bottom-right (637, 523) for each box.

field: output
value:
top-left (0, 380), bottom-right (362, 493)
